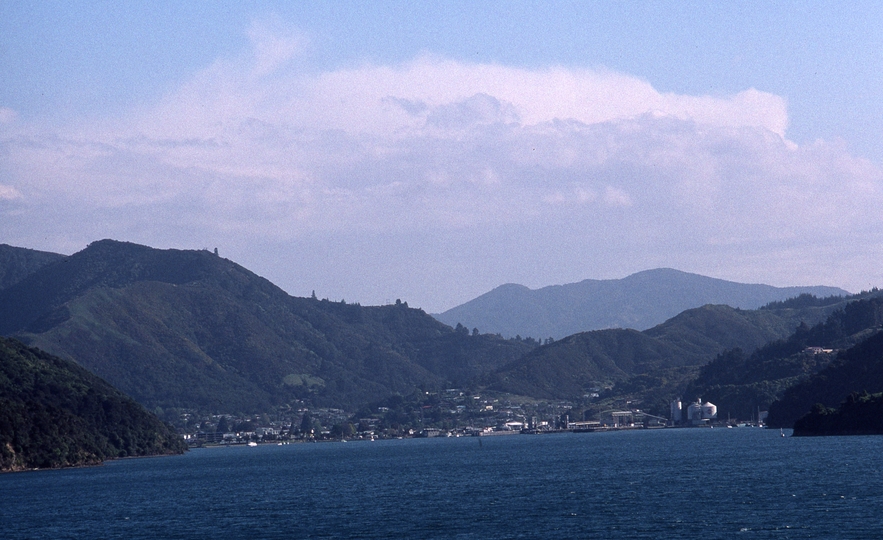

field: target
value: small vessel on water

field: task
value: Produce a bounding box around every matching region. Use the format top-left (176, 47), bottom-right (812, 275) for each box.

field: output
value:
top-left (247, 441), bottom-right (258, 447)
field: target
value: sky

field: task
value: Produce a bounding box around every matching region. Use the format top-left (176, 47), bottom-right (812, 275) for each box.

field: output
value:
top-left (2, 1), bottom-right (882, 312)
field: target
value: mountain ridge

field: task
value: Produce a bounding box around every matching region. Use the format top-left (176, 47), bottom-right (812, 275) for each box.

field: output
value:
top-left (0, 244), bottom-right (67, 291)
top-left (485, 300), bottom-right (846, 402)
top-left (0, 240), bottom-right (532, 413)
top-left (434, 268), bottom-right (848, 339)
top-left (1, 239), bottom-right (868, 423)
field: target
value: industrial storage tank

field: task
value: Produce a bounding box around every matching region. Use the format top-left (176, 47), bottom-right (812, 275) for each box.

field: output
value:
top-left (687, 401), bottom-right (703, 423)
top-left (670, 400), bottom-right (682, 422)
top-left (701, 401), bottom-right (718, 420)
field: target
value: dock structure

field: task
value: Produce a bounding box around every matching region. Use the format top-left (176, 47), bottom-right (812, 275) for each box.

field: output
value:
top-left (569, 420), bottom-right (602, 432)
top-left (610, 411), bottom-right (635, 427)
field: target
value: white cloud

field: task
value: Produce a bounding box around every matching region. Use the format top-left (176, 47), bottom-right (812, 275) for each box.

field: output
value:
top-left (0, 184), bottom-right (22, 200)
top-left (2, 24), bottom-right (881, 308)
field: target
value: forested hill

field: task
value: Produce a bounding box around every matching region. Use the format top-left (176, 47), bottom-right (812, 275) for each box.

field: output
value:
top-left (484, 301), bottom-right (845, 401)
top-left (0, 337), bottom-right (186, 472)
top-left (0, 240), bottom-right (532, 413)
top-left (792, 391), bottom-right (883, 436)
top-left (434, 268), bottom-right (848, 339)
top-left (0, 244), bottom-right (66, 291)
top-left (767, 319), bottom-right (883, 429)
top-left (683, 295), bottom-right (883, 425)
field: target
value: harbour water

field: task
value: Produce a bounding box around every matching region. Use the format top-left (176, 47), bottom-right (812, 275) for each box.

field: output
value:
top-left (3, 428), bottom-right (882, 539)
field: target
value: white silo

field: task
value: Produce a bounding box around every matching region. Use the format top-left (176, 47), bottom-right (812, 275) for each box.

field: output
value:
top-left (670, 400), bottom-right (682, 422)
top-left (701, 401), bottom-right (718, 420)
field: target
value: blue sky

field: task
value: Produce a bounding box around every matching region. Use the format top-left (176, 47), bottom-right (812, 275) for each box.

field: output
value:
top-left (2, 2), bottom-right (882, 311)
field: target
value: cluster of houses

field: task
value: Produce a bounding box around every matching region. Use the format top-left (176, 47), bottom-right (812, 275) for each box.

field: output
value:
top-left (180, 388), bottom-right (771, 445)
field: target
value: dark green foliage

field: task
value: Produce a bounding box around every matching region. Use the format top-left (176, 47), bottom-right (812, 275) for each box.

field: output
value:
top-left (488, 329), bottom-right (680, 399)
top-left (681, 345), bottom-right (831, 419)
top-left (1, 240), bottom-right (531, 414)
top-left (299, 412), bottom-right (313, 433)
top-left (232, 420), bottom-right (255, 432)
top-left (685, 297), bottom-right (883, 424)
top-left (793, 392), bottom-right (883, 436)
top-left (760, 293), bottom-right (845, 311)
top-left (0, 337), bottom-right (186, 472)
top-left (215, 417), bottom-right (229, 433)
top-left (768, 331), bottom-right (883, 428)
top-left (0, 244), bottom-right (66, 291)
top-left (486, 302), bottom-right (839, 401)
top-left (330, 422), bottom-right (355, 438)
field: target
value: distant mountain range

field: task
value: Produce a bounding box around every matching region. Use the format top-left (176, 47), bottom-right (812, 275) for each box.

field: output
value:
top-left (0, 239), bottom-right (873, 427)
top-left (433, 269), bottom-right (849, 339)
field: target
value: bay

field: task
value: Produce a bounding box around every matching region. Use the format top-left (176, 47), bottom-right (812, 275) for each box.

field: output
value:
top-left (2, 428), bottom-right (882, 539)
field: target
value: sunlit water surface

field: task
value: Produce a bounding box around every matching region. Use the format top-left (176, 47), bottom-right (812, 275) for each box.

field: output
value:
top-left (3, 428), bottom-right (882, 539)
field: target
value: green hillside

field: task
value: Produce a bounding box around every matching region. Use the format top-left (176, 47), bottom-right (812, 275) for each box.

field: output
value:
top-left (0, 337), bottom-right (185, 472)
top-left (1, 240), bottom-right (531, 413)
top-left (685, 295), bottom-right (883, 424)
top-left (486, 328), bottom-right (676, 398)
top-left (3, 239), bottom-right (871, 424)
top-left (768, 327), bottom-right (883, 428)
top-left (486, 301), bottom-right (842, 404)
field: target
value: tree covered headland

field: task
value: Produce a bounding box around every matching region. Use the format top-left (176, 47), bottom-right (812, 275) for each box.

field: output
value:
top-left (0, 337), bottom-right (186, 472)
top-left (677, 296), bottom-right (883, 426)
top-left (767, 327), bottom-right (883, 428)
top-left (793, 391), bottom-right (883, 436)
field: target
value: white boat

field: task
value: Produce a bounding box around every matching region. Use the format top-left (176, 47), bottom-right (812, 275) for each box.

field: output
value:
top-left (247, 441), bottom-right (258, 447)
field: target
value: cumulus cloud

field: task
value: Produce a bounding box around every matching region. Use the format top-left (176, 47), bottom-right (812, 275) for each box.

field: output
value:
top-left (2, 23), bottom-right (881, 307)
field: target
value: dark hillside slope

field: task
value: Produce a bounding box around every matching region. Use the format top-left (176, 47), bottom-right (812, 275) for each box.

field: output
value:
top-left (0, 239), bottom-right (232, 335)
top-left (1, 240), bottom-right (531, 413)
top-left (768, 330), bottom-right (883, 429)
top-left (486, 302), bottom-right (840, 400)
top-left (487, 329), bottom-right (679, 399)
top-left (684, 296), bottom-right (883, 423)
top-left (792, 391), bottom-right (883, 436)
top-left (0, 244), bottom-right (66, 291)
top-left (643, 303), bottom-right (841, 357)
top-left (0, 337), bottom-right (185, 472)
top-left (435, 268), bottom-right (847, 339)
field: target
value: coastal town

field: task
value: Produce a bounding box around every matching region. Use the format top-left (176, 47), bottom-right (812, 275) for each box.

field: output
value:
top-left (179, 389), bottom-right (763, 446)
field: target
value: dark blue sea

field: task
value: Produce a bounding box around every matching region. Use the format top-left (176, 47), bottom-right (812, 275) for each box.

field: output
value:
top-left (3, 428), bottom-right (883, 539)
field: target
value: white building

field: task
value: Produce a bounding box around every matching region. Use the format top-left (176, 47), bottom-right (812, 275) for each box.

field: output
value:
top-left (687, 399), bottom-right (717, 425)
top-left (671, 400), bottom-right (682, 423)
